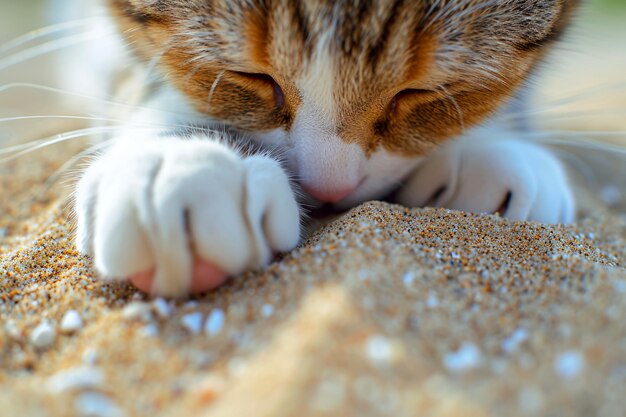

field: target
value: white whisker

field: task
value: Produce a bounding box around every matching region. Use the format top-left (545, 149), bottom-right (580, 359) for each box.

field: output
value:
top-left (504, 108), bottom-right (626, 123)
top-left (509, 82), bottom-right (626, 119)
top-left (0, 83), bottom-right (196, 118)
top-left (518, 130), bottom-right (626, 140)
top-left (0, 115), bottom-right (129, 124)
top-left (0, 17), bottom-right (107, 56)
top-left (0, 30), bottom-right (113, 72)
top-left (0, 126), bottom-right (161, 163)
top-left (208, 70), bottom-right (226, 105)
top-left (438, 84), bottom-right (465, 132)
top-left (0, 115), bottom-right (203, 131)
top-left (41, 141), bottom-right (111, 192)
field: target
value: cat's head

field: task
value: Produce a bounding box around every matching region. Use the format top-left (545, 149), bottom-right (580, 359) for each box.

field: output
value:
top-left (107, 0), bottom-right (579, 206)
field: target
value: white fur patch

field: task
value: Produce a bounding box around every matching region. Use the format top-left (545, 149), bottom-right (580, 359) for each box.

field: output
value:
top-left (290, 103), bottom-right (364, 194)
top-left (75, 135), bottom-right (301, 297)
top-left (397, 129), bottom-right (576, 224)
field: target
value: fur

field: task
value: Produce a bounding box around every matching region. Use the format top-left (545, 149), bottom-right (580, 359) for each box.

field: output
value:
top-left (74, 0), bottom-right (580, 296)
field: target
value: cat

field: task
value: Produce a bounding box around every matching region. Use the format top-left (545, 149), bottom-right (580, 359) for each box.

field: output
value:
top-left (74, 0), bottom-right (580, 297)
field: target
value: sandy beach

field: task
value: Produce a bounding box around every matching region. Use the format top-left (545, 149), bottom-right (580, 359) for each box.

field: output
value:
top-left (2, 2), bottom-right (626, 416)
top-left (1, 140), bottom-right (626, 416)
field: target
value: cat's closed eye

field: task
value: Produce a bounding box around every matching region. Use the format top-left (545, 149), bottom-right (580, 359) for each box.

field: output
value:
top-left (112, 0), bottom-right (580, 154)
top-left (230, 71), bottom-right (285, 110)
top-left (388, 88), bottom-right (444, 116)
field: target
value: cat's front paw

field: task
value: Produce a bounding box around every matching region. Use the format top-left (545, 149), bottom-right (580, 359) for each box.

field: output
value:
top-left (74, 137), bottom-right (301, 297)
top-left (397, 137), bottom-right (575, 224)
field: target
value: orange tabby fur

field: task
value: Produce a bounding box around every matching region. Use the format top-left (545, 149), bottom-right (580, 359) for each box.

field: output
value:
top-left (108, 0), bottom-right (580, 155)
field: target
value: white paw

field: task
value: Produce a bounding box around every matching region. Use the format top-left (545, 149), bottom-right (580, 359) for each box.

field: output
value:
top-left (75, 136), bottom-right (301, 297)
top-left (397, 137), bottom-right (576, 224)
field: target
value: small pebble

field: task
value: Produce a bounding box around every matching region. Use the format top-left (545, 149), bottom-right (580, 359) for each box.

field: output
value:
top-left (30, 321), bottom-right (55, 349)
top-left (60, 310), bottom-right (83, 333)
top-left (426, 292), bottom-right (439, 309)
top-left (140, 323), bottom-right (159, 338)
top-left (444, 343), bottom-right (482, 372)
top-left (261, 304), bottom-right (274, 318)
top-left (227, 357), bottom-right (247, 376)
top-left (402, 271), bottom-right (415, 287)
top-left (74, 392), bottom-right (126, 417)
top-left (46, 367), bottom-right (104, 394)
top-left (192, 374), bottom-right (227, 404)
top-left (554, 351), bottom-right (585, 379)
top-left (152, 298), bottom-right (173, 319)
top-left (501, 328), bottom-right (528, 354)
top-left (82, 349), bottom-right (99, 366)
top-left (121, 302), bottom-right (152, 322)
top-left (205, 308), bottom-right (225, 336)
top-left (5, 321), bottom-right (21, 340)
top-left (365, 335), bottom-right (396, 365)
top-left (181, 312), bottom-right (204, 335)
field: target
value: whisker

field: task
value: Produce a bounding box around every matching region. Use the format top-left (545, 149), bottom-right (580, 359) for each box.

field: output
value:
top-left (0, 17), bottom-right (107, 56)
top-left (0, 126), bottom-right (162, 163)
top-left (437, 84), bottom-right (465, 132)
top-left (504, 108), bottom-right (626, 123)
top-left (505, 81), bottom-right (626, 120)
top-left (0, 115), bottom-right (131, 124)
top-left (517, 130), bottom-right (626, 141)
top-left (517, 132), bottom-right (626, 158)
top-left (0, 115), bottom-right (203, 131)
top-left (208, 70), bottom-right (226, 105)
top-left (0, 117), bottom-right (215, 158)
top-left (41, 141), bottom-right (111, 193)
top-left (0, 30), bottom-right (114, 72)
top-left (143, 35), bottom-right (184, 83)
top-left (0, 83), bottom-right (196, 118)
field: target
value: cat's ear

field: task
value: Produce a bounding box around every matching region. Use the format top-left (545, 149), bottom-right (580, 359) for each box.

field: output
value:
top-left (427, 1), bottom-right (581, 54)
top-left (504, 0), bottom-right (582, 49)
top-left (108, 0), bottom-right (168, 24)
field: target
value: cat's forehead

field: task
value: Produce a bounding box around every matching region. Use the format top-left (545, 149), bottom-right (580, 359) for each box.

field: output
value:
top-left (110, 0), bottom-right (578, 154)
top-left (117, 0), bottom-right (567, 81)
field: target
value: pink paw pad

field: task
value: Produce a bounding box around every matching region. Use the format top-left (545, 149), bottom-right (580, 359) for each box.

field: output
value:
top-left (129, 258), bottom-right (227, 295)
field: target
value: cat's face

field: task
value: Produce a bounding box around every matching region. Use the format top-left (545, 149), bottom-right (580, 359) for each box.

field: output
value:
top-left (108, 0), bottom-right (578, 205)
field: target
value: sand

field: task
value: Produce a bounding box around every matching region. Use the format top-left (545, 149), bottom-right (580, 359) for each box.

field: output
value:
top-left (1, 141), bottom-right (626, 417)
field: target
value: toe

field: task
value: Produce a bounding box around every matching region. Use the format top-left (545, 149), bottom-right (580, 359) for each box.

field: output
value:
top-left (129, 257), bottom-right (227, 296)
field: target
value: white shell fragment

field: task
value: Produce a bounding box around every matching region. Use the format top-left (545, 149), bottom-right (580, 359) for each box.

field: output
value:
top-left (444, 343), bottom-right (482, 372)
top-left (60, 310), bottom-right (83, 333)
top-left (181, 312), bottom-right (204, 335)
top-left (152, 298), bottom-right (173, 319)
top-left (554, 351), bottom-right (585, 379)
top-left (74, 392), bottom-right (127, 417)
top-left (365, 334), bottom-right (402, 365)
top-left (402, 271), bottom-right (415, 287)
top-left (501, 328), bottom-right (528, 354)
top-left (30, 321), bottom-right (55, 349)
top-left (121, 302), bottom-right (152, 322)
top-left (261, 304), bottom-right (274, 318)
top-left (46, 367), bottom-right (104, 394)
top-left (205, 308), bottom-right (225, 336)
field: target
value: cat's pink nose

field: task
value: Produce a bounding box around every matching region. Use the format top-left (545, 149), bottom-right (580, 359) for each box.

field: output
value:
top-left (303, 185), bottom-right (355, 203)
